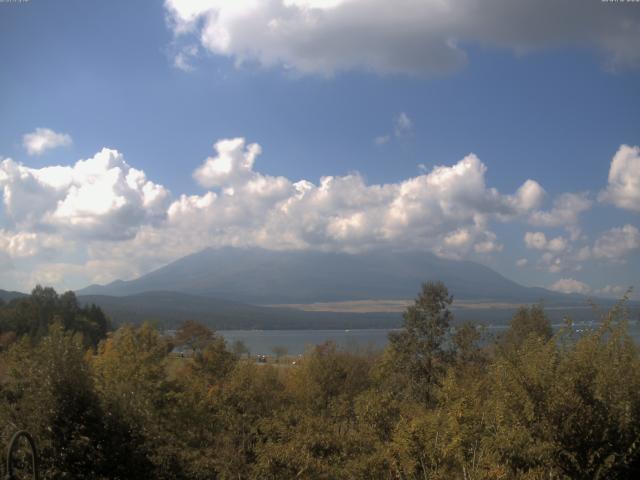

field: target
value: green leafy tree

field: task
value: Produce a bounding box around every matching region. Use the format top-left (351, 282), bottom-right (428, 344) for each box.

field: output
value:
top-left (497, 304), bottom-right (552, 353)
top-left (0, 286), bottom-right (110, 347)
top-left (385, 281), bottom-right (454, 405)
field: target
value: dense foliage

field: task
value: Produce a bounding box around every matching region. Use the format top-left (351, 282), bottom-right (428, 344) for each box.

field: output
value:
top-left (0, 286), bottom-right (110, 348)
top-left (1, 282), bottom-right (639, 479)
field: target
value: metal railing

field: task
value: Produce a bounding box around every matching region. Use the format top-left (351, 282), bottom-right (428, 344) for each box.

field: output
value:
top-left (4, 431), bottom-right (38, 480)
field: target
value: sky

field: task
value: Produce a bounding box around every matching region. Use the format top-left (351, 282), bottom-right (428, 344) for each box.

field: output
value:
top-left (0, 0), bottom-right (639, 298)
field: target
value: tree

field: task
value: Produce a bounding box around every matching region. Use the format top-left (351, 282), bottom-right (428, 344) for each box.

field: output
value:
top-left (452, 321), bottom-right (486, 369)
top-left (214, 362), bottom-right (288, 479)
top-left (484, 301), bottom-right (640, 478)
top-left (385, 281), bottom-right (454, 405)
top-left (0, 286), bottom-right (110, 347)
top-left (188, 335), bottom-right (237, 386)
top-left (498, 304), bottom-right (553, 353)
top-left (92, 322), bottom-right (182, 478)
top-left (272, 345), bottom-right (288, 363)
top-left (0, 330), bottom-right (16, 351)
top-left (174, 320), bottom-right (215, 353)
top-left (0, 323), bottom-right (150, 479)
top-left (232, 339), bottom-right (250, 358)
top-left (255, 343), bottom-right (375, 479)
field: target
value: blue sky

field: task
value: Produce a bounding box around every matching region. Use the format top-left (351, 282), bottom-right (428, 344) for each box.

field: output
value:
top-left (0, 0), bottom-right (639, 298)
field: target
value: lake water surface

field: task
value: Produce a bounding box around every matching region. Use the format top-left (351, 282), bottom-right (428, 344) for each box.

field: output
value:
top-left (220, 321), bottom-right (640, 355)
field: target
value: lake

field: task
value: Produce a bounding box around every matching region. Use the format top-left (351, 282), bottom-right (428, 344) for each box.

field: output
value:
top-left (220, 321), bottom-right (640, 355)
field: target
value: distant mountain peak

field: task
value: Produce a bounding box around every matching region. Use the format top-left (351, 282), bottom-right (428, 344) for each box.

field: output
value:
top-left (77, 246), bottom-right (580, 306)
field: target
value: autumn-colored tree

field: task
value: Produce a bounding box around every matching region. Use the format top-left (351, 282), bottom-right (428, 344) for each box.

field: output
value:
top-left (487, 305), bottom-right (640, 478)
top-left (2, 282), bottom-right (640, 479)
top-left (0, 324), bottom-right (149, 479)
top-left (91, 322), bottom-right (176, 478)
top-left (271, 345), bottom-right (288, 363)
top-left (173, 320), bottom-right (215, 353)
top-left (231, 339), bottom-right (250, 358)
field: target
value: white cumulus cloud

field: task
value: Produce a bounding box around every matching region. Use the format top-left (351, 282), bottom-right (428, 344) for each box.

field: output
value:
top-left (524, 232), bottom-right (568, 253)
top-left (599, 144), bottom-right (640, 213)
top-left (0, 137), bottom-right (584, 291)
top-left (164, 0), bottom-right (640, 76)
top-left (524, 231), bottom-right (585, 273)
top-left (510, 180), bottom-right (546, 213)
top-left (193, 138), bottom-right (265, 188)
top-left (23, 128), bottom-right (72, 155)
top-left (593, 224), bottom-right (640, 260)
top-left (0, 148), bottom-right (170, 240)
top-left (529, 192), bottom-right (592, 228)
top-left (549, 278), bottom-right (591, 295)
top-left (7, 139), bottom-right (637, 293)
top-left (473, 231), bottom-right (503, 254)
top-left (0, 231), bottom-right (65, 258)
top-left (177, 138), bottom-right (542, 257)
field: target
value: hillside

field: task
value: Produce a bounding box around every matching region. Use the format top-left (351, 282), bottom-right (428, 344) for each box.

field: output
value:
top-left (1, 287), bottom-right (630, 331)
top-left (0, 289), bottom-right (28, 303)
top-left (77, 291), bottom-right (399, 330)
top-left (78, 291), bottom-right (622, 330)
